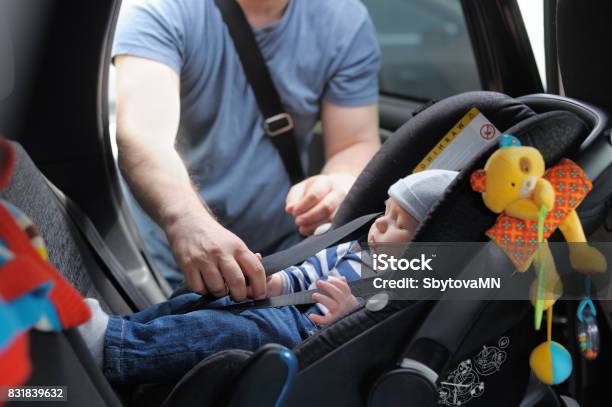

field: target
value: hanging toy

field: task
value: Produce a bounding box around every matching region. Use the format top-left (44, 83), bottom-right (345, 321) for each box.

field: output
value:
top-left (470, 134), bottom-right (607, 385)
top-left (529, 307), bottom-right (573, 385)
top-left (533, 205), bottom-right (550, 329)
top-left (529, 205), bottom-right (571, 384)
top-left (576, 278), bottom-right (600, 360)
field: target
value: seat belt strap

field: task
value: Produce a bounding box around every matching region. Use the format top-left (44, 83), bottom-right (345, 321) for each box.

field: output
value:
top-left (213, 0), bottom-right (305, 185)
top-left (261, 212), bottom-right (381, 276)
top-left (176, 212), bottom-right (381, 314)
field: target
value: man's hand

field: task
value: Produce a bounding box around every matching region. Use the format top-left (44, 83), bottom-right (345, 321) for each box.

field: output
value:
top-left (285, 173), bottom-right (355, 236)
top-left (165, 211), bottom-right (266, 301)
top-left (309, 276), bottom-right (359, 325)
top-left (285, 102), bottom-right (379, 236)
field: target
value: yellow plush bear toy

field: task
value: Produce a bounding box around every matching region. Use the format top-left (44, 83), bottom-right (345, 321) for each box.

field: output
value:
top-left (470, 135), bottom-right (606, 284)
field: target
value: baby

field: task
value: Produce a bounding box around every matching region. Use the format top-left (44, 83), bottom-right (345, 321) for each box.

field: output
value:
top-left (79, 170), bottom-right (457, 384)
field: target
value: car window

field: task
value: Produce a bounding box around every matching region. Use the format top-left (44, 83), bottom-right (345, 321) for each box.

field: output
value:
top-left (362, 0), bottom-right (482, 101)
top-left (517, 0), bottom-right (546, 90)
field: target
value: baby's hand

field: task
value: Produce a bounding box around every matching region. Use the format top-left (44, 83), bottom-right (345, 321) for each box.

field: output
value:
top-left (309, 276), bottom-right (359, 325)
top-left (265, 273), bottom-right (284, 298)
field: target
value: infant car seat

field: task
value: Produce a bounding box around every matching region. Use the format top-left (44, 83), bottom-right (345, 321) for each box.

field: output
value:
top-left (136, 91), bottom-right (612, 407)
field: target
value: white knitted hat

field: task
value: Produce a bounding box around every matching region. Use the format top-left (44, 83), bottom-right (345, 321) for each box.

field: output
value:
top-left (387, 169), bottom-right (458, 222)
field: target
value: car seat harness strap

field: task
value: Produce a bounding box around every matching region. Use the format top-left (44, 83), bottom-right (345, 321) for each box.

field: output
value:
top-left (177, 212), bottom-right (380, 314)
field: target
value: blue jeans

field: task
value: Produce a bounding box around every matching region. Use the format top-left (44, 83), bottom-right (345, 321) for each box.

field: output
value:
top-left (103, 294), bottom-right (318, 384)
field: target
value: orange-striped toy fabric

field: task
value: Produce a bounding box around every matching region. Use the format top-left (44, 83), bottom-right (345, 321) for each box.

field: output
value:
top-left (485, 159), bottom-right (591, 271)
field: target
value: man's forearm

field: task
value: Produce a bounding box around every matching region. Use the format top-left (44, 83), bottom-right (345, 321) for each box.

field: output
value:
top-left (322, 139), bottom-right (379, 177)
top-left (320, 103), bottom-right (380, 177)
top-left (117, 137), bottom-right (214, 230)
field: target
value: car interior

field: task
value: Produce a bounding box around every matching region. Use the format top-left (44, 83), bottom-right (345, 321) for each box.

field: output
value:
top-left (0, 0), bottom-right (611, 406)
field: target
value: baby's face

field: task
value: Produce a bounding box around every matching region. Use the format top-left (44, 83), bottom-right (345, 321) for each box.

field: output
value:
top-left (367, 198), bottom-right (418, 248)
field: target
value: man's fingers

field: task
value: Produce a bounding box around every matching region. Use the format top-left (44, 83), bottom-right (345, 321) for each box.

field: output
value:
top-left (186, 269), bottom-right (206, 294)
top-left (308, 313), bottom-right (332, 325)
top-left (291, 177), bottom-right (332, 217)
top-left (295, 190), bottom-right (342, 228)
top-left (200, 263), bottom-right (227, 297)
top-left (218, 256), bottom-right (246, 301)
top-left (312, 292), bottom-right (337, 312)
top-left (237, 249), bottom-right (267, 299)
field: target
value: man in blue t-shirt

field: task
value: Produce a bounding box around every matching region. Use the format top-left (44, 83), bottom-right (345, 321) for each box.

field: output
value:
top-left (112, 0), bottom-right (381, 299)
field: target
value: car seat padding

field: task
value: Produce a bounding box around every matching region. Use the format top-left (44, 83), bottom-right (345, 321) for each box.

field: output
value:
top-left (0, 143), bottom-right (107, 303)
top-left (0, 142), bottom-right (135, 314)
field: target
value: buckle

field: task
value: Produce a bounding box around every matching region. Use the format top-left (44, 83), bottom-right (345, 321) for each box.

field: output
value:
top-left (264, 113), bottom-right (294, 137)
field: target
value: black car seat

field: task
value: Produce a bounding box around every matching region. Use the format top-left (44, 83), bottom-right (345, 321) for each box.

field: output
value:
top-left (132, 91), bottom-right (612, 407)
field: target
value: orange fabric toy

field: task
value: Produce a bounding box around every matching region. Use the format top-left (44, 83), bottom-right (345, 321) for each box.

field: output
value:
top-left (484, 159), bottom-right (591, 271)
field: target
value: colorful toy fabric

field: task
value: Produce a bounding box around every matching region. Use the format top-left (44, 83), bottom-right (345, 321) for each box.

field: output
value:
top-left (0, 218), bottom-right (54, 388)
top-left (0, 333), bottom-right (31, 389)
top-left (0, 200), bottom-right (91, 330)
top-left (483, 159), bottom-right (591, 271)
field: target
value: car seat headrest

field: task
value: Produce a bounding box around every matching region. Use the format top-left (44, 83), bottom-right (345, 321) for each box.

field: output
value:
top-left (333, 91), bottom-right (535, 227)
top-left (414, 110), bottom-right (586, 242)
top-left (332, 91), bottom-right (590, 244)
top-left (557, 0), bottom-right (612, 114)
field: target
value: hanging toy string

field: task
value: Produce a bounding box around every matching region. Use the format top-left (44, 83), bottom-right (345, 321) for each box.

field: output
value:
top-left (535, 204), bottom-right (548, 330)
top-left (547, 303), bottom-right (553, 343)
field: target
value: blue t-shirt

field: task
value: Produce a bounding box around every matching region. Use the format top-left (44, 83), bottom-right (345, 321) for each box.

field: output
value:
top-left (112, 0), bottom-right (380, 283)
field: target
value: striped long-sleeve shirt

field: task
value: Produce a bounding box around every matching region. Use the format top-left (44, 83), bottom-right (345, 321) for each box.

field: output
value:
top-left (278, 240), bottom-right (365, 295)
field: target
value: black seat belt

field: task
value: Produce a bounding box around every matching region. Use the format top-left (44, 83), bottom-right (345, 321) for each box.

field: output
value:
top-left (260, 212), bottom-right (381, 276)
top-left (176, 212), bottom-right (381, 314)
top-left (214, 0), bottom-right (305, 185)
